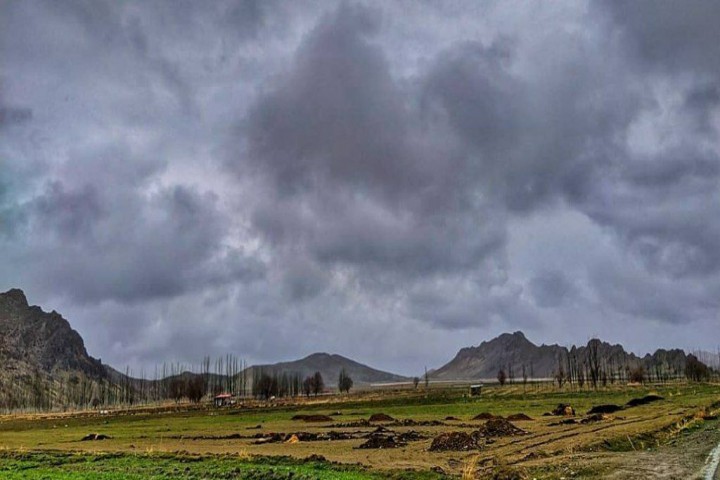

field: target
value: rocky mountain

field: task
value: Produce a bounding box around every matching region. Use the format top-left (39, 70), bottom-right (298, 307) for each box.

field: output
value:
top-left (432, 331), bottom-right (566, 380)
top-left (0, 289), bottom-right (105, 379)
top-left (246, 353), bottom-right (409, 387)
top-left (433, 331), bottom-right (698, 381)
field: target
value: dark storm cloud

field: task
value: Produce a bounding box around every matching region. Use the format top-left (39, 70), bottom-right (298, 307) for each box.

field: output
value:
top-left (0, 107), bottom-right (33, 126)
top-left (597, 0), bottom-right (720, 75)
top-left (528, 271), bottom-right (576, 309)
top-left (2, 0), bottom-right (720, 371)
top-left (10, 176), bottom-right (264, 304)
top-left (246, 3), bottom-right (419, 197)
top-left (243, 3), bottom-right (507, 286)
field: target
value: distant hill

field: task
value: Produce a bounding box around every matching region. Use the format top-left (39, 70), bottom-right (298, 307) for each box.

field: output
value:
top-left (433, 331), bottom-right (695, 382)
top-left (245, 353), bottom-right (409, 387)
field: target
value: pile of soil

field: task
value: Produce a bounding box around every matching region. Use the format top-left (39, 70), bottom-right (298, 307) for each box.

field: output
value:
top-left (390, 419), bottom-right (444, 427)
top-left (170, 433), bottom-right (244, 440)
top-left (290, 414), bottom-right (309, 420)
top-left (581, 413), bottom-right (610, 424)
top-left (588, 404), bottom-right (623, 414)
top-left (473, 412), bottom-right (500, 420)
top-left (506, 413), bottom-right (533, 421)
top-left (81, 433), bottom-right (111, 441)
top-left (326, 419), bottom-right (371, 428)
top-left (473, 418), bottom-right (526, 438)
top-left (300, 415), bottom-right (334, 422)
top-left (357, 433), bottom-right (405, 449)
top-left (368, 413), bottom-right (395, 422)
top-left (559, 419), bottom-right (577, 425)
top-left (626, 395), bottom-right (664, 407)
top-left (551, 404), bottom-right (576, 416)
top-left (397, 430), bottom-right (424, 442)
top-left (253, 432), bottom-right (285, 444)
top-left (445, 416), bottom-right (460, 421)
top-left (549, 418), bottom-right (578, 426)
top-left (429, 432), bottom-right (479, 452)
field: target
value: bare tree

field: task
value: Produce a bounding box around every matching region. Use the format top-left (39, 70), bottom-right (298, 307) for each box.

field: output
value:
top-left (338, 368), bottom-right (353, 393)
top-left (587, 339), bottom-right (601, 389)
top-left (497, 369), bottom-right (507, 386)
top-left (311, 371), bottom-right (324, 396)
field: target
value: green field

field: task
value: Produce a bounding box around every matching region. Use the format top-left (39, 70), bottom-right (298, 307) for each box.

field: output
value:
top-left (1, 383), bottom-right (719, 479)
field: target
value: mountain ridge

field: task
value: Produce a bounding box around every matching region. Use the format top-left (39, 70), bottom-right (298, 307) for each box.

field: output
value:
top-left (433, 330), bottom-right (695, 382)
top-left (0, 288), bottom-right (710, 404)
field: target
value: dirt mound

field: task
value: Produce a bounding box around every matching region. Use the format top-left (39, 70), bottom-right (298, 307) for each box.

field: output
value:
top-left (445, 416), bottom-right (460, 421)
top-left (581, 413), bottom-right (611, 424)
top-left (291, 414), bottom-right (308, 420)
top-left (626, 395), bottom-right (664, 407)
top-left (390, 419), bottom-right (444, 427)
top-left (300, 415), bottom-right (334, 422)
top-left (368, 413), bottom-right (395, 422)
top-left (397, 430), bottom-right (424, 442)
top-left (253, 432), bottom-right (285, 444)
top-left (473, 412), bottom-right (501, 420)
top-left (588, 404), bottom-right (623, 414)
top-left (551, 404), bottom-right (575, 416)
top-left (429, 431), bottom-right (479, 452)
top-left (506, 413), bottom-right (533, 421)
top-left (357, 433), bottom-right (405, 449)
top-left (327, 419), bottom-right (371, 428)
top-left (474, 418), bottom-right (526, 438)
top-left (81, 433), bottom-right (111, 441)
top-left (170, 433), bottom-right (244, 440)
top-left (549, 418), bottom-right (577, 426)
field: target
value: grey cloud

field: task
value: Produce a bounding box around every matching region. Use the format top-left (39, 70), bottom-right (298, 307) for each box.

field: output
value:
top-left (421, 34), bottom-right (642, 212)
top-left (528, 271), bottom-right (576, 309)
top-left (6, 177), bottom-right (263, 304)
top-left (3, 0), bottom-right (720, 373)
top-left (597, 0), bottom-right (720, 75)
top-left (0, 107), bottom-right (33, 126)
top-left (245, 3), bottom-right (420, 197)
top-left (590, 258), bottom-right (720, 324)
top-left (684, 83), bottom-right (720, 135)
top-left (243, 4), bottom-right (508, 282)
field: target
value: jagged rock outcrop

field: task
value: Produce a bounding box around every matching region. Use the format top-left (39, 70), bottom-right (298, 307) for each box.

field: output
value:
top-left (0, 289), bottom-right (104, 378)
top-left (432, 331), bottom-right (566, 380)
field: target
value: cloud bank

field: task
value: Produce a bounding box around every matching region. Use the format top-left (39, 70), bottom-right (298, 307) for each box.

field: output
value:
top-left (1, 0), bottom-right (718, 374)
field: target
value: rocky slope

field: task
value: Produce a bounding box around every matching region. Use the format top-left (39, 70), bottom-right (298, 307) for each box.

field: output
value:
top-left (433, 331), bottom-right (696, 381)
top-left (0, 289), bottom-right (104, 378)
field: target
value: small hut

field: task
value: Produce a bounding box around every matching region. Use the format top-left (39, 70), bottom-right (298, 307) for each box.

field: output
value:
top-left (213, 393), bottom-right (233, 407)
top-left (469, 384), bottom-right (483, 397)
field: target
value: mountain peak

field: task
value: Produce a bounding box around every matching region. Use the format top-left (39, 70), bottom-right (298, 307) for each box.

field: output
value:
top-left (0, 288), bottom-right (29, 308)
top-left (495, 330), bottom-right (532, 346)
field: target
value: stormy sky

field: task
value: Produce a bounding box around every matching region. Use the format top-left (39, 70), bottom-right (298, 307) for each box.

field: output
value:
top-left (1, 1), bottom-right (719, 375)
